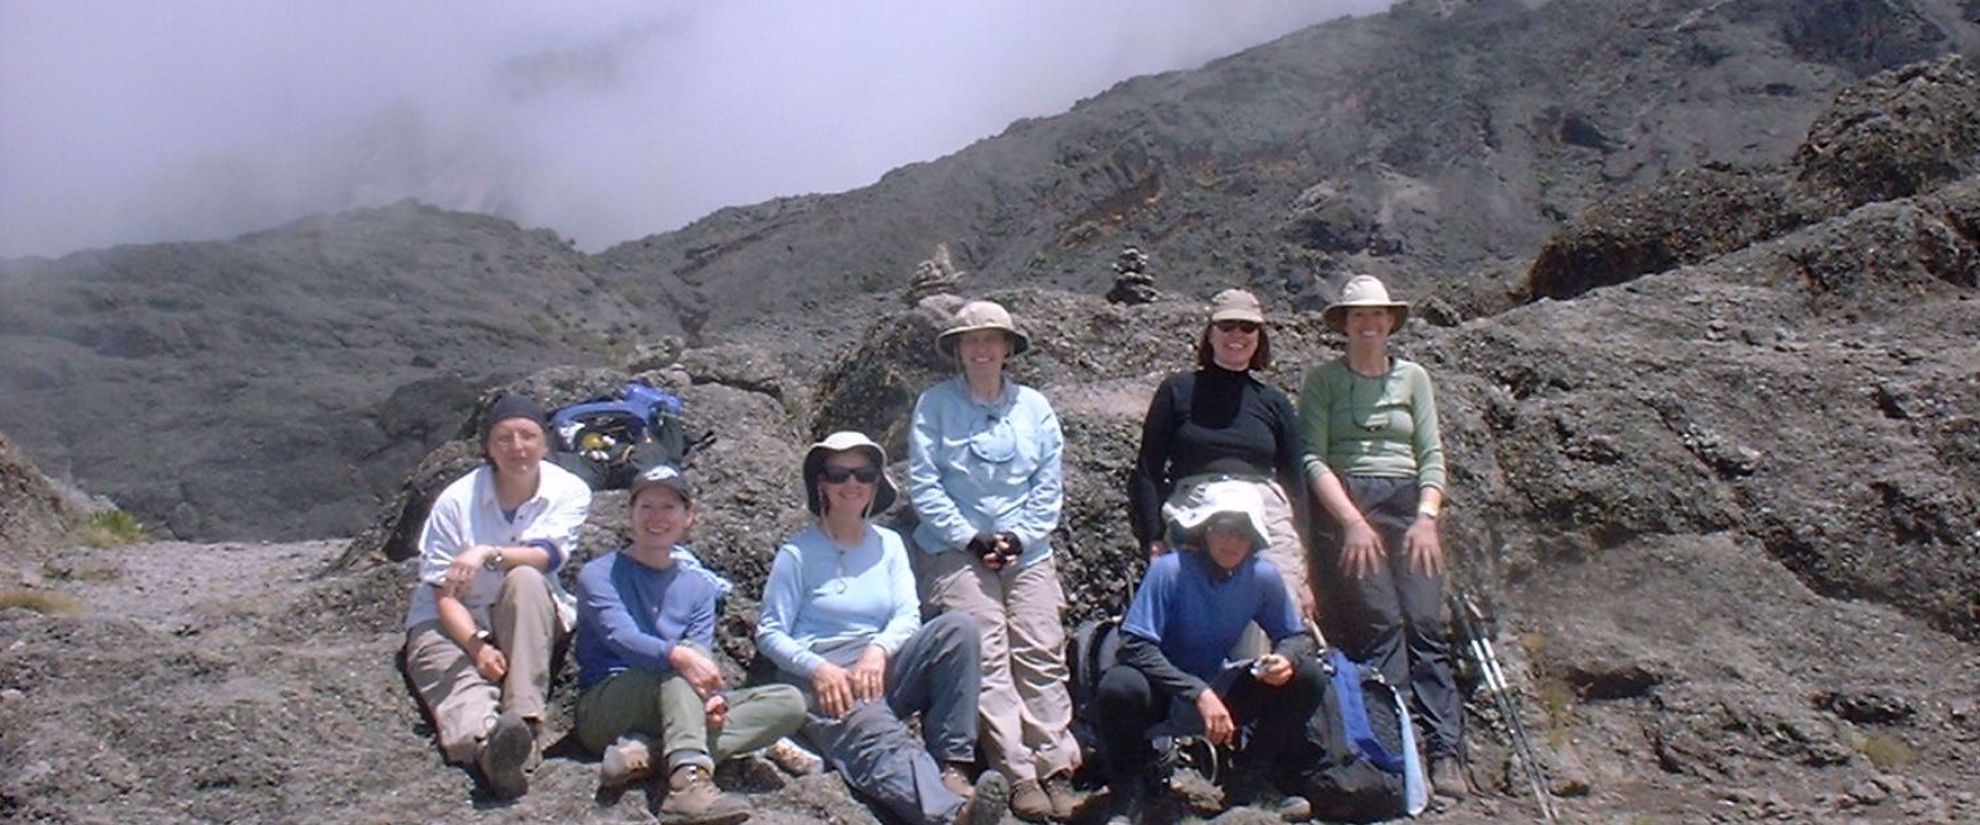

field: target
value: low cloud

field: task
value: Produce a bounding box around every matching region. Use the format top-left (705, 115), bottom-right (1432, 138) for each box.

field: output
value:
top-left (0, 1), bottom-right (1392, 259)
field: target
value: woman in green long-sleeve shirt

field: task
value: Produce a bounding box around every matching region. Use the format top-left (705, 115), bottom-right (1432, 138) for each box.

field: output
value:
top-left (1298, 274), bottom-right (1465, 802)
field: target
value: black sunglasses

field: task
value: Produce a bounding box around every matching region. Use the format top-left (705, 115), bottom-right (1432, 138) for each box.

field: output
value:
top-left (820, 465), bottom-right (881, 484)
top-left (1213, 320), bottom-right (1261, 334)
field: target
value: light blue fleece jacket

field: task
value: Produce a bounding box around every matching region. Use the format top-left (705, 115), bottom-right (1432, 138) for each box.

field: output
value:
top-left (906, 375), bottom-right (1064, 569)
top-left (755, 524), bottom-right (921, 679)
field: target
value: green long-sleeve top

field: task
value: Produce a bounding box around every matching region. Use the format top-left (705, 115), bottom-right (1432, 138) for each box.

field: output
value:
top-left (1297, 357), bottom-right (1447, 491)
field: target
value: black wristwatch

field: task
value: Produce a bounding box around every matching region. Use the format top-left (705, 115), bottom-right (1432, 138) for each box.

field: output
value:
top-left (483, 549), bottom-right (505, 571)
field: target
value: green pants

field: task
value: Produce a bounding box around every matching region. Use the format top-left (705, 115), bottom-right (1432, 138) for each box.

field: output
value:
top-left (576, 669), bottom-right (806, 771)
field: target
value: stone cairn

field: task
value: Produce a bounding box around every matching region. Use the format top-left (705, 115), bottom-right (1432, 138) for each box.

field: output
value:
top-left (903, 242), bottom-right (966, 310)
top-left (1106, 245), bottom-right (1158, 305)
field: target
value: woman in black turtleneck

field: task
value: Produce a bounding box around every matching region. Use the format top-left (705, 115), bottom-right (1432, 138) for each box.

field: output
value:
top-left (1126, 289), bottom-right (1313, 619)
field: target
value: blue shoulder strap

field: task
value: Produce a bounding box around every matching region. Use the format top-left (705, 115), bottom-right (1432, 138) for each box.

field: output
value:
top-left (1329, 648), bottom-right (1406, 773)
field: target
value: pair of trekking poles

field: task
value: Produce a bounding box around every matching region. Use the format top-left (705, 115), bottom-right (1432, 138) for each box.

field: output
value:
top-left (1448, 589), bottom-right (1560, 824)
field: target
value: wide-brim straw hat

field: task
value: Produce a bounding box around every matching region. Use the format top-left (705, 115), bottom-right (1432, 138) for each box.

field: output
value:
top-left (1161, 479), bottom-right (1271, 554)
top-left (801, 430), bottom-right (899, 516)
top-left (1322, 274), bottom-right (1410, 333)
top-left (936, 300), bottom-right (1032, 358)
top-left (1208, 288), bottom-right (1266, 324)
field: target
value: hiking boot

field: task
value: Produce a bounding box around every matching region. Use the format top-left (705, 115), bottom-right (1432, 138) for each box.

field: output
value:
top-left (939, 762), bottom-right (975, 799)
top-left (1043, 772), bottom-right (1083, 820)
top-left (600, 733), bottom-right (656, 790)
top-left (477, 712), bottom-right (534, 800)
top-left (760, 736), bottom-right (823, 776)
top-left (1430, 758), bottom-right (1470, 801)
top-left (954, 771), bottom-right (1011, 825)
top-left (1102, 777), bottom-right (1148, 825)
top-left (659, 764), bottom-right (751, 825)
top-left (1009, 778), bottom-right (1052, 822)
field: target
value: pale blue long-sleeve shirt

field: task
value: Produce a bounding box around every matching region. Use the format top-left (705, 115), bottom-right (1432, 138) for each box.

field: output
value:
top-left (754, 524), bottom-right (922, 679)
top-left (907, 375), bottom-right (1064, 569)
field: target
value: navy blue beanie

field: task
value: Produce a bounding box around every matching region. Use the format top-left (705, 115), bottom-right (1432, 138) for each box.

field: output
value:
top-left (481, 394), bottom-right (548, 455)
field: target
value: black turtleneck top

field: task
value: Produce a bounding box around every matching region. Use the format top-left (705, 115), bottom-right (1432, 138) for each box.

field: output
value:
top-left (1126, 365), bottom-right (1305, 545)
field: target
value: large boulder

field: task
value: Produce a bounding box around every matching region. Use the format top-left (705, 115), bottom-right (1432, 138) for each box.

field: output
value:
top-left (0, 430), bottom-right (85, 561)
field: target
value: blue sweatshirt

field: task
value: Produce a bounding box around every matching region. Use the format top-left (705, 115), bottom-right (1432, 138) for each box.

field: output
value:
top-left (574, 549), bottom-right (723, 690)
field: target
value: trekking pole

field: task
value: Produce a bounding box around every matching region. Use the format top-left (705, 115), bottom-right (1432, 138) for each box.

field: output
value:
top-left (1451, 591), bottom-right (1559, 824)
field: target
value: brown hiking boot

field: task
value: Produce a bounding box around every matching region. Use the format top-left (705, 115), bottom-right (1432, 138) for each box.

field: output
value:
top-left (1010, 778), bottom-right (1052, 822)
top-left (476, 712), bottom-right (534, 800)
top-left (939, 762), bottom-right (975, 798)
top-left (599, 733), bottom-right (655, 790)
top-left (1044, 772), bottom-right (1083, 820)
top-left (954, 771), bottom-right (1011, 825)
top-left (660, 764), bottom-right (751, 825)
top-left (1430, 758), bottom-right (1470, 801)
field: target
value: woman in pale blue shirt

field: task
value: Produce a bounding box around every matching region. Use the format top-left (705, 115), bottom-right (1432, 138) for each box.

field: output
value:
top-left (757, 431), bottom-right (1009, 825)
top-left (906, 300), bottom-right (1078, 822)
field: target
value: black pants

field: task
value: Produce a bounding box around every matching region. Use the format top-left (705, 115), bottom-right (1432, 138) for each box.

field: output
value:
top-left (1315, 475), bottom-right (1462, 757)
top-left (1094, 658), bottom-right (1327, 784)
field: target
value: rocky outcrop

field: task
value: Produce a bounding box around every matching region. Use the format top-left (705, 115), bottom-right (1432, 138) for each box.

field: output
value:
top-left (0, 430), bottom-right (83, 560)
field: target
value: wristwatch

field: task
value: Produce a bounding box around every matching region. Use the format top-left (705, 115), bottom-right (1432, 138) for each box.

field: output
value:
top-left (483, 548), bottom-right (506, 571)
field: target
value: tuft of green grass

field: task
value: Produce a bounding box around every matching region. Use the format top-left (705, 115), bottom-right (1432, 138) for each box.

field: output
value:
top-left (1857, 731), bottom-right (1917, 773)
top-left (74, 509), bottom-right (149, 548)
top-left (0, 588), bottom-right (84, 615)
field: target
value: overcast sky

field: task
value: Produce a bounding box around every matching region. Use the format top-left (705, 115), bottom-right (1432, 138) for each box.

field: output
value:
top-left (0, 1), bottom-right (1393, 259)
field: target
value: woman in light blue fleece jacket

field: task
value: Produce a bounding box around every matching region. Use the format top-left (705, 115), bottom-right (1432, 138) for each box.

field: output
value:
top-left (906, 300), bottom-right (1078, 822)
top-left (757, 431), bottom-right (1008, 825)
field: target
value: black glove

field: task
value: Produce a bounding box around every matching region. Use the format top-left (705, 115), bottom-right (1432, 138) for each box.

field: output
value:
top-left (994, 532), bottom-right (1023, 560)
top-left (968, 533), bottom-right (1000, 564)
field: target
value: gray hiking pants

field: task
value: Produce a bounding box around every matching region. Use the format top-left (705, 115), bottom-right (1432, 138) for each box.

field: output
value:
top-left (784, 611), bottom-right (983, 825)
top-left (1314, 475), bottom-right (1462, 757)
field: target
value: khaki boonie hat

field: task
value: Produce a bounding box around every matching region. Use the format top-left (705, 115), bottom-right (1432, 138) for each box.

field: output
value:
top-left (936, 300), bottom-right (1032, 358)
top-left (1322, 275), bottom-right (1409, 333)
top-left (1208, 289), bottom-right (1266, 324)
top-left (1162, 479), bottom-right (1271, 554)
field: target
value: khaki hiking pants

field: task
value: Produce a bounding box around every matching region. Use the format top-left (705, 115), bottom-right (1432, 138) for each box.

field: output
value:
top-left (575, 667), bottom-right (807, 772)
top-left (925, 551), bottom-right (1080, 784)
top-left (404, 566), bottom-right (560, 764)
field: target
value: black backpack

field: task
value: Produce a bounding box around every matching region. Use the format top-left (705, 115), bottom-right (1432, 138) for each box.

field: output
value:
top-left (1282, 649), bottom-right (1429, 822)
top-left (1067, 615), bottom-right (1126, 777)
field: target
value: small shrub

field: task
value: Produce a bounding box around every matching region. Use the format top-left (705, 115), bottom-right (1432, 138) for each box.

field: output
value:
top-left (1857, 731), bottom-right (1917, 772)
top-left (74, 510), bottom-right (148, 548)
top-left (0, 588), bottom-right (83, 615)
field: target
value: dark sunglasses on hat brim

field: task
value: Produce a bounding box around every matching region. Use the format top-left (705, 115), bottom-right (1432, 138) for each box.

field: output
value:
top-left (819, 465), bottom-right (881, 484)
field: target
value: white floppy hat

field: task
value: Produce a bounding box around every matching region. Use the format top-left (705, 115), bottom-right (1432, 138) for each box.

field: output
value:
top-left (1321, 274), bottom-right (1409, 334)
top-left (1161, 479), bottom-right (1271, 553)
top-left (936, 300), bottom-right (1032, 358)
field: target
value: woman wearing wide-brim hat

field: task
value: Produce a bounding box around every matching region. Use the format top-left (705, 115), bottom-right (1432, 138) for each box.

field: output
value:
top-left (1297, 274), bottom-right (1464, 801)
top-left (1127, 288), bottom-right (1313, 620)
top-left (905, 300), bottom-right (1080, 822)
top-left (756, 430), bottom-right (1010, 825)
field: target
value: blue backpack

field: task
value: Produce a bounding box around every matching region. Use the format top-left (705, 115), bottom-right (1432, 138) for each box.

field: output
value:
top-left (548, 383), bottom-right (688, 490)
top-left (1282, 649), bottom-right (1429, 821)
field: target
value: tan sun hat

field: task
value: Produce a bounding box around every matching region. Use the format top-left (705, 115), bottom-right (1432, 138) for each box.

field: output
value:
top-left (801, 430), bottom-right (899, 516)
top-left (1321, 274), bottom-right (1409, 333)
top-left (1208, 289), bottom-right (1266, 324)
top-left (936, 300), bottom-right (1031, 358)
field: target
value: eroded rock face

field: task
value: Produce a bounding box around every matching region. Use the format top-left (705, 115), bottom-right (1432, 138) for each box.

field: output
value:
top-left (0, 430), bottom-right (81, 560)
top-left (1791, 55), bottom-right (1980, 216)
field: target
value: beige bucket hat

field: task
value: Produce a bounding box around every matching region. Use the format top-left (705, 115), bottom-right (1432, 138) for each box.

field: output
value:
top-left (1161, 479), bottom-right (1271, 553)
top-left (1321, 274), bottom-right (1409, 333)
top-left (936, 300), bottom-right (1032, 358)
top-left (1208, 288), bottom-right (1266, 324)
top-left (801, 431), bottom-right (899, 516)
